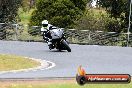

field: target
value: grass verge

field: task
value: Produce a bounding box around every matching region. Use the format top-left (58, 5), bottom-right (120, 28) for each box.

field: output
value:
top-left (0, 79), bottom-right (131, 88)
top-left (0, 54), bottom-right (40, 71)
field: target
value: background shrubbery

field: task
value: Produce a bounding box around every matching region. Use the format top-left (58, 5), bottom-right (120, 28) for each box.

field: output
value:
top-left (75, 8), bottom-right (122, 32)
top-left (0, 0), bottom-right (22, 23)
top-left (0, 0), bottom-right (131, 46)
top-left (0, 0), bottom-right (130, 33)
top-left (30, 0), bottom-right (89, 28)
top-left (0, 0), bottom-right (131, 33)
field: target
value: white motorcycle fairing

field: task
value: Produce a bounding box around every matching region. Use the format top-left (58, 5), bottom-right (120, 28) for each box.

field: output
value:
top-left (50, 28), bottom-right (63, 39)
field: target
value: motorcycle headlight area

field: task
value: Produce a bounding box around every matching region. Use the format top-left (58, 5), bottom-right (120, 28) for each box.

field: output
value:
top-left (50, 31), bottom-right (60, 39)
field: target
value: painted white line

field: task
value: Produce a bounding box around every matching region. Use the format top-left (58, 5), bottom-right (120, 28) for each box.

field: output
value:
top-left (0, 57), bottom-right (56, 74)
top-left (45, 61), bottom-right (56, 69)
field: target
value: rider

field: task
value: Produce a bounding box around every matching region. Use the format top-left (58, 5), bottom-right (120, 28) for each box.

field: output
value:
top-left (41, 20), bottom-right (53, 49)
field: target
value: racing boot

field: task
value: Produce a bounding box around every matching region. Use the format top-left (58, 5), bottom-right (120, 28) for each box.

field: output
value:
top-left (48, 39), bottom-right (53, 50)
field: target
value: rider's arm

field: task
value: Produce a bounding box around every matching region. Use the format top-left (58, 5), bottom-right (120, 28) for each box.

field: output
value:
top-left (41, 27), bottom-right (47, 32)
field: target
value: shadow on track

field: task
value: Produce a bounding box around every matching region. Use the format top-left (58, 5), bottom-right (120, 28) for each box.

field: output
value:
top-left (49, 50), bottom-right (67, 52)
top-left (42, 49), bottom-right (68, 52)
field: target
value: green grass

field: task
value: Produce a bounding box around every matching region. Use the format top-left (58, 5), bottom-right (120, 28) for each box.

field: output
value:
top-left (8, 82), bottom-right (132, 88)
top-left (0, 54), bottom-right (40, 71)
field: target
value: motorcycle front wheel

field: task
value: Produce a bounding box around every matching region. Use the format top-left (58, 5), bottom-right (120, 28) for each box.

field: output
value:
top-left (61, 40), bottom-right (71, 52)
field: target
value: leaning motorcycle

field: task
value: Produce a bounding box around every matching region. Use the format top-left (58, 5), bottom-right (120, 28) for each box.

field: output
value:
top-left (44, 28), bottom-right (71, 52)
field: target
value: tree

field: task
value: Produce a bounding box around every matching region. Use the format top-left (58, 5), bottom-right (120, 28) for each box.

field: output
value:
top-left (21, 0), bottom-right (36, 12)
top-left (30, 0), bottom-right (89, 28)
top-left (0, 0), bottom-right (22, 23)
top-left (75, 8), bottom-right (122, 32)
top-left (98, 0), bottom-right (131, 32)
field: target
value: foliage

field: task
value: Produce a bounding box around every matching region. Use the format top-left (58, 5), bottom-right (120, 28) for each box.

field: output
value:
top-left (18, 8), bottom-right (34, 24)
top-left (30, 0), bottom-right (89, 28)
top-left (75, 8), bottom-right (121, 32)
top-left (0, 0), bottom-right (22, 23)
top-left (21, 0), bottom-right (36, 12)
top-left (75, 9), bottom-right (105, 31)
top-left (98, 0), bottom-right (131, 32)
top-left (105, 17), bottom-right (122, 32)
top-left (75, 9), bottom-right (121, 32)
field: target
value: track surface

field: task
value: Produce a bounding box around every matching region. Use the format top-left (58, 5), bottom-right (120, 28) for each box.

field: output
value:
top-left (0, 40), bottom-right (132, 78)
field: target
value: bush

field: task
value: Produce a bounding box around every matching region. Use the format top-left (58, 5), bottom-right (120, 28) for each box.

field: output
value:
top-left (75, 9), bottom-right (106, 31)
top-left (21, 0), bottom-right (36, 12)
top-left (75, 8), bottom-right (121, 32)
top-left (30, 0), bottom-right (88, 28)
top-left (0, 0), bottom-right (22, 23)
top-left (105, 18), bottom-right (122, 33)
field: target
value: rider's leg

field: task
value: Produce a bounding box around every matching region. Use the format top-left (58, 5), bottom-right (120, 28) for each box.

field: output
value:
top-left (44, 31), bottom-right (53, 49)
top-left (48, 39), bottom-right (53, 49)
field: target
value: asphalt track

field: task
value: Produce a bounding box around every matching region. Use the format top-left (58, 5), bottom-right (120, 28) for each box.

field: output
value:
top-left (0, 40), bottom-right (132, 78)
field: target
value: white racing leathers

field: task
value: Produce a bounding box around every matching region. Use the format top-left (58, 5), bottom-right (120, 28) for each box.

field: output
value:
top-left (41, 24), bottom-right (53, 46)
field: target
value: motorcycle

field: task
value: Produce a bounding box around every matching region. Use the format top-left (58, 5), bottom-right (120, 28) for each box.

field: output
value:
top-left (44, 27), bottom-right (71, 52)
